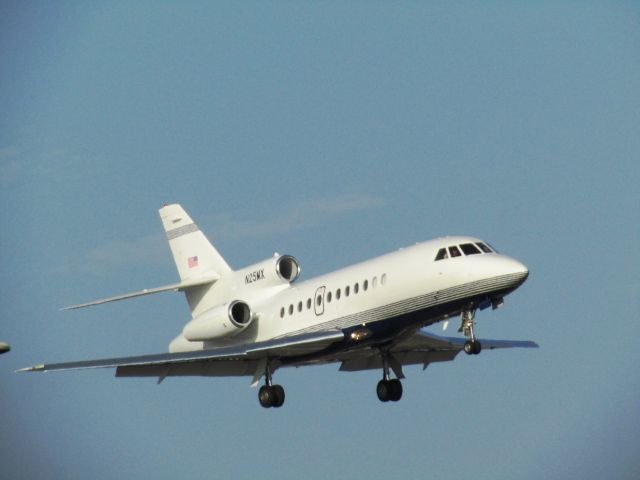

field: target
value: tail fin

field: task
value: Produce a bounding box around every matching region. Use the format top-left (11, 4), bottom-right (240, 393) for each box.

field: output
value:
top-left (159, 204), bottom-right (232, 280)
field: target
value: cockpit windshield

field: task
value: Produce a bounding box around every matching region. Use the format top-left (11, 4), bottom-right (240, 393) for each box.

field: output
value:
top-left (460, 243), bottom-right (481, 255)
top-left (435, 241), bottom-right (495, 261)
top-left (476, 242), bottom-right (492, 253)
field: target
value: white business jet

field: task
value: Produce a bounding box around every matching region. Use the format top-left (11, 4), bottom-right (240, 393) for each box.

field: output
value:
top-left (20, 204), bottom-right (536, 408)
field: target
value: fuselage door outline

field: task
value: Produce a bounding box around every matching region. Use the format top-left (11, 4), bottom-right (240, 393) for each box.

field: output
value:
top-left (314, 286), bottom-right (326, 316)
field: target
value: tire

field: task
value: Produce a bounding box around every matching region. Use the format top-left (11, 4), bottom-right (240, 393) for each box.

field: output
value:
top-left (464, 340), bottom-right (474, 355)
top-left (473, 341), bottom-right (482, 355)
top-left (389, 379), bottom-right (403, 402)
top-left (259, 385), bottom-right (274, 408)
top-left (376, 380), bottom-right (390, 402)
top-left (272, 385), bottom-right (285, 408)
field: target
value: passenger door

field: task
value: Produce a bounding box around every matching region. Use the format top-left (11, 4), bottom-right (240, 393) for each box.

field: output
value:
top-left (314, 286), bottom-right (325, 316)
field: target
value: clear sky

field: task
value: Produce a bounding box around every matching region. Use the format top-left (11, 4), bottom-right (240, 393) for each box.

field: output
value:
top-left (1, 2), bottom-right (639, 479)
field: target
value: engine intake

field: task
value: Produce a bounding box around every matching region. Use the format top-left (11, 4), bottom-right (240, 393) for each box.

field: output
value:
top-left (276, 255), bottom-right (300, 283)
top-left (228, 300), bottom-right (251, 327)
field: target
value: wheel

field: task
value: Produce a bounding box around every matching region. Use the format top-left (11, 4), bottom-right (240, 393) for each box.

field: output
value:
top-left (272, 385), bottom-right (285, 408)
top-left (259, 385), bottom-right (275, 408)
top-left (464, 340), bottom-right (474, 355)
top-left (376, 379), bottom-right (390, 402)
top-left (388, 379), bottom-right (403, 402)
top-left (473, 340), bottom-right (482, 355)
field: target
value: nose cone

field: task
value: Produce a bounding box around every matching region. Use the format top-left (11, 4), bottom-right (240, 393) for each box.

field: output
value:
top-left (496, 256), bottom-right (529, 288)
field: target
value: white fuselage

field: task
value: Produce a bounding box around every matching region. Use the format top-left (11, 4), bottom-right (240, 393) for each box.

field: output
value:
top-left (169, 236), bottom-right (528, 353)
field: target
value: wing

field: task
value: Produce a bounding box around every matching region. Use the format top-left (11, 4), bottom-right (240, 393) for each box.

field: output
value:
top-left (18, 330), bottom-right (345, 382)
top-left (338, 330), bottom-right (538, 374)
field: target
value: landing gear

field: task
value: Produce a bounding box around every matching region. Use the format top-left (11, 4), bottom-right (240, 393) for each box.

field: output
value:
top-left (258, 363), bottom-right (285, 408)
top-left (377, 379), bottom-right (403, 402)
top-left (463, 339), bottom-right (482, 355)
top-left (459, 307), bottom-right (482, 355)
top-left (376, 353), bottom-right (403, 402)
top-left (259, 384), bottom-right (285, 408)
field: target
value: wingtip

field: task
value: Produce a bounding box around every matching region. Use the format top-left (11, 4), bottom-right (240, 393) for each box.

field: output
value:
top-left (15, 364), bottom-right (45, 373)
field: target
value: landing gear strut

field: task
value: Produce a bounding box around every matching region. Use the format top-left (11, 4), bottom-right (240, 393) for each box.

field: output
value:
top-left (258, 363), bottom-right (285, 408)
top-left (376, 353), bottom-right (403, 402)
top-left (459, 307), bottom-right (482, 355)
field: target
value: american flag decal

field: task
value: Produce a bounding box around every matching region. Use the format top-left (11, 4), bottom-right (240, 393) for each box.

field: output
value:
top-left (188, 256), bottom-right (198, 268)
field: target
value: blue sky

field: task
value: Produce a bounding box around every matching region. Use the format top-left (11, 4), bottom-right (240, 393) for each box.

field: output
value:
top-left (1, 2), bottom-right (639, 479)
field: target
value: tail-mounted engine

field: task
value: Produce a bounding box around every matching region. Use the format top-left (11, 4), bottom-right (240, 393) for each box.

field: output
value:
top-left (183, 300), bottom-right (252, 341)
top-left (237, 254), bottom-right (300, 288)
top-left (275, 255), bottom-right (300, 282)
top-left (181, 254), bottom-right (300, 342)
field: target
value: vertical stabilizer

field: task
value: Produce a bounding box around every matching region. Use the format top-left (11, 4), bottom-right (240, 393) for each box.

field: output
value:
top-left (159, 204), bottom-right (232, 281)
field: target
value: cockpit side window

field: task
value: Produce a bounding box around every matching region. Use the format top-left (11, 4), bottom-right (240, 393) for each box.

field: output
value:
top-left (449, 246), bottom-right (462, 258)
top-left (476, 242), bottom-right (493, 253)
top-left (460, 243), bottom-right (481, 255)
top-left (435, 248), bottom-right (448, 261)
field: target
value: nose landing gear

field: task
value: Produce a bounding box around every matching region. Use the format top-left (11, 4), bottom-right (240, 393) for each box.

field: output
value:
top-left (459, 307), bottom-right (482, 355)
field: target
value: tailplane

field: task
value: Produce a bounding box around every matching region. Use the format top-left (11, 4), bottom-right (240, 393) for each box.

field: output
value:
top-left (63, 204), bottom-right (227, 311)
top-left (159, 204), bottom-right (232, 280)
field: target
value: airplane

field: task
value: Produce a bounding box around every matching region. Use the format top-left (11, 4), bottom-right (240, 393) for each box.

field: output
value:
top-left (20, 204), bottom-right (537, 408)
top-left (0, 342), bottom-right (10, 354)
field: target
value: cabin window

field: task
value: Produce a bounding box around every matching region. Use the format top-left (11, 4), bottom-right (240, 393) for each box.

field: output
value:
top-left (460, 243), bottom-right (481, 255)
top-left (345, 285), bottom-right (350, 297)
top-left (435, 248), bottom-right (448, 261)
top-left (316, 295), bottom-right (322, 306)
top-left (307, 298), bottom-right (312, 309)
top-left (372, 276), bottom-right (377, 288)
top-left (363, 279), bottom-right (369, 291)
top-left (297, 301), bottom-right (303, 312)
top-left (288, 304), bottom-right (294, 315)
top-left (354, 282), bottom-right (359, 294)
top-left (449, 246), bottom-right (462, 258)
top-left (381, 274), bottom-right (387, 285)
top-left (327, 291), bottom-right (332, 303)
top-left (336, 288), bottom-right (341, 300)
top-left (280, 307), bottom-right (285, 318)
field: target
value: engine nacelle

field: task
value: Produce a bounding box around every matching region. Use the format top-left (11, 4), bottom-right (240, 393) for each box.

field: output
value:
top-left (182, 300), bottom-right (252, 341)
top-left (236, 254), bottom-right (301, 288)
top-left (275, 254), bottom-right (300, 283)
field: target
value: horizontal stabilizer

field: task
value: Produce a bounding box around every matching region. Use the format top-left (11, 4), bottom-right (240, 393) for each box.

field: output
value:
top-left (61, 274), bottom-right (219, 310)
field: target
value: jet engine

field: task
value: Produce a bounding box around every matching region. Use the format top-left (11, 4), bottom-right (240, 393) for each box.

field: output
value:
top-left (275, 255), bottom-right (300, 283)
top-left (183, 300), bottom-right (252, 341)
top-left (235, 254), bottom-right (301, 289)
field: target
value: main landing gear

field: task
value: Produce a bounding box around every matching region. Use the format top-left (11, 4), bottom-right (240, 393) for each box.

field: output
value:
top-left (377, 378), bottom-right (403, 402)
top-left (459, 307), bottom-right (482, 355)
top-left (258, 364), bottom-right (285, 408)
top-left (376, 353), bottom-right (403, 402)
